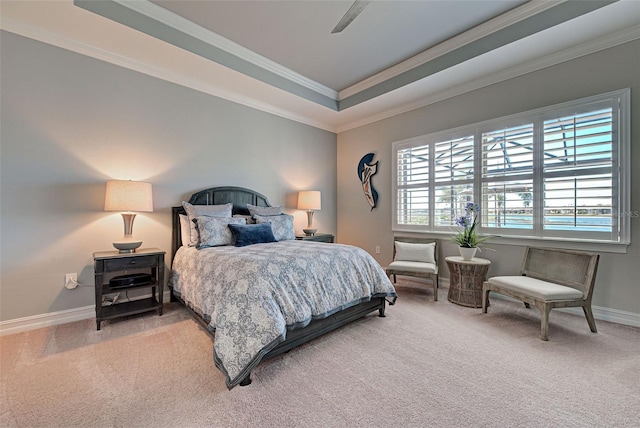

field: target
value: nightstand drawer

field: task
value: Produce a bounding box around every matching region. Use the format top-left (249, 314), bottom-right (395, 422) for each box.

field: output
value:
top-left (295, 233), bottom-right (335, 243)
top-left (104, 256), bottom-right (158, 272)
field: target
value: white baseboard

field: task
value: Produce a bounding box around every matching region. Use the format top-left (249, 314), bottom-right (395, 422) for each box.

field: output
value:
top-left (0, 305), bottom-right (95, 336)
top-left (2, 283), bottom-right (638, 336)
top-left (0, 291), bottom-right (172, 337)
top-left (556, 305), bottom-right (640, 328)
top-left (436, 278), bottom-right (640, 328)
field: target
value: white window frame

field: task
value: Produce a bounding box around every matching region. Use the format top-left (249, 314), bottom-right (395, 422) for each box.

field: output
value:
top-left (392, 89), bottom-right (631, 252)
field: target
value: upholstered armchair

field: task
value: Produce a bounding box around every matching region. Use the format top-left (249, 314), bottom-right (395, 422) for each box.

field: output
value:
top-left (386, 237), bottom-right (439, 301)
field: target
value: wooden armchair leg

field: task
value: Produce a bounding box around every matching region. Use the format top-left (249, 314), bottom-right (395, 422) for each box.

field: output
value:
top-left (583, 305), bottom-right (597, 333)
top-left (432, 276), bottom-right (438, 301)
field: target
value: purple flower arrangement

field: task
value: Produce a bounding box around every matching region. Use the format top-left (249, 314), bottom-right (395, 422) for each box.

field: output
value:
top-left (452, 202), bottom-right (490, 248)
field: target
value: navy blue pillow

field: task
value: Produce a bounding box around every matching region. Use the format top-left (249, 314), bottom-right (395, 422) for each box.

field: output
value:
top-left (228, 223), bottom-right (277, 247)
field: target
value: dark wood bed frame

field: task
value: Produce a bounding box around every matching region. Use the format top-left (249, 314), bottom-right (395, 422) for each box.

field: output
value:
top-left (170, 186), bottom-right (389, 387)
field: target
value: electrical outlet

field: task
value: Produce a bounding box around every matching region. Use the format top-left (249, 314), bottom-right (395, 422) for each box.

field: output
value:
top-left (375, 246), bottom-right (381, 254)
top-left (65, 273), bottom-right (78, 289)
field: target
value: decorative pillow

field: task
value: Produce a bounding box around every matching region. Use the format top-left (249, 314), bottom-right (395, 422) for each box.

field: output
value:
top-left (247, 203), bottom-right (282, 217)
top-left (394, 241), bottom-right (436, 264)
top-left (228, 223), bottom-right (277, 247)
top-left (193, 216), bottom-right (246, 249)
top-left (254, 214), bottom-right (295, 241)
top-left (182, 201), bottom-right (233, 246)
top-left (179, 214), bottom-right (191, 247)
top-left (233, 214), bottom-right (255, 224)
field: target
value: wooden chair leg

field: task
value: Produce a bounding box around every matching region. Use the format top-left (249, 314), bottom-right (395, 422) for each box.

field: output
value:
top-left (583, 305), bottom-right (597, 333)
top-left (535, 301), bottom-right (552, 341)
top-left (392, 274), bottom-right (397, 283)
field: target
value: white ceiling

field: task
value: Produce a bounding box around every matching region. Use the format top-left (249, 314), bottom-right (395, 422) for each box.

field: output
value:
top-left (153, 0), bottom-right (527, 91)
top-left (1, 1), bottom-right (639, 132)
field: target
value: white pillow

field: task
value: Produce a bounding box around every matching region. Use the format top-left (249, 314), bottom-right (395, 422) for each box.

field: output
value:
top-left (394, 241), bottom-right (436, 264)
top-left (182, 201), bottom-right (233, 246)
top-left (193, 216), bottom-right (246, 248)
top-left (254, 214), bottom-right (295, 241)
top-left (247, 203), bottom-right (282, 217)
top-left (179, 214), bottom-right (190, 247)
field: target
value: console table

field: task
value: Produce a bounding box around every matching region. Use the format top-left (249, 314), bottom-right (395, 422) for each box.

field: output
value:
top-left (445, 256), bottom-right (491, 308)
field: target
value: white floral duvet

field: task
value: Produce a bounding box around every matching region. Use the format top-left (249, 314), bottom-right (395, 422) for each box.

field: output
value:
top-left (169, 240), bottom-right (396, 389)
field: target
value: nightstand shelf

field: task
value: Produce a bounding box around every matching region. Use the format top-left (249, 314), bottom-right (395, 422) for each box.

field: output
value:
top-left (295, 233), bottom-right (335, 243)
top-left (101, 279), bottom-right (159, 294)
top-left (93, 248), bottom-right (165, 330)
top-left (100, 297), bottom-right (160, 320)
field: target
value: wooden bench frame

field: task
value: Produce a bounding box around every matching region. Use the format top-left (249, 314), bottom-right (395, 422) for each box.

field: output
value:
top-left (482, 247), bottom-right (599, 341)
top-left (386, 237), bottom-right (439, 301)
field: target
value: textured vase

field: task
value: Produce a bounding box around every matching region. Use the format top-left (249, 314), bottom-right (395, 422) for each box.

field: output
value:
top-left (459, 246), bottom-right (477, 261)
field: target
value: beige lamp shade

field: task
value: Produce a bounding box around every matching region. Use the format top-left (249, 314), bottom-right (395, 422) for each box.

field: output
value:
top-left (297, 190), bottom-right (321, 211)
top-left (104, 180), bottom-right (153, 212)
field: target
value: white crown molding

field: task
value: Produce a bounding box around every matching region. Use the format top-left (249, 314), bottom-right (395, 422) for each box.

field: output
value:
top-left (3, 1), bottom-right (637, 135)
top-left (336, 24), bottom-right (640, 133)
top-left (114, 0), bottom-right (338, 100)
top-left (337, 0), bottom-right (562, 100)
top-left (0, 16), bottom-right (337, 133)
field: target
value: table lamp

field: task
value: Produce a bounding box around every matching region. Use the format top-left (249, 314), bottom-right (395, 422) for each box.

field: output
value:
top-left (104, 180), bottom-right (153, 253)
top-left (298, 190), bottom-right (321, 236)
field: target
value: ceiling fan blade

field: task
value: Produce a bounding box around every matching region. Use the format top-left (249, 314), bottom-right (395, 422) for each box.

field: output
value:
top-left (331, 0), bottom-right (371, 34)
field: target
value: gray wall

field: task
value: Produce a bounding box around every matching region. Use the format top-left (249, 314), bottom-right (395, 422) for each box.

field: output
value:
top-left (0, 32), bottom-right (337, 322)
top-left (337, 40), bottom-right (640, 315)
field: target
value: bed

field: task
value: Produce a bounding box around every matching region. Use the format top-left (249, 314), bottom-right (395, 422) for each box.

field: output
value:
top-left (169, 186), bottom-right (397, 389)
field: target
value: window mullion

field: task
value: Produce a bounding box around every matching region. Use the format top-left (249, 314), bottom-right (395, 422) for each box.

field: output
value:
top-left (533, 112), bottom-right (544, 237)
top-left (428, 139), bottom-right (435, 231)
top-left (474, 128), bottom-right (483, 231)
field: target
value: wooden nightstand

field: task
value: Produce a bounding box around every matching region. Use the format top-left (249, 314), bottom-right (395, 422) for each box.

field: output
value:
top-left (93, 248), bottom-right (165, 330)
top-left (295, 233), bottom-right (335, 243)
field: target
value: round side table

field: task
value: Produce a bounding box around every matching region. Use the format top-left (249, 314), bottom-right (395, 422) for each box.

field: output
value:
top-left (445, 256), bottom-right (491, 308)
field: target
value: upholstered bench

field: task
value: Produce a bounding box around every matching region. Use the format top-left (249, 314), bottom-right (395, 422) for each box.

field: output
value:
top-left (482, 247), bottom-right (599, 341)
top-left (386, 237), bottom-right (438, 301)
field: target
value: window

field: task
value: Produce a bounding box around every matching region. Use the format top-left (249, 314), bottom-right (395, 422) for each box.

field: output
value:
top-left (392, 89), bottom-right (630, 245)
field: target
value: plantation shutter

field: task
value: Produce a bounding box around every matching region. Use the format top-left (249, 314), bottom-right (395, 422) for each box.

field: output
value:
top-left (433, 136), bottom-right (474, 227)
top-left (541, 104), bottom-right (616, 238)
top-left (396, 141), bottom-right (429, 226)
top-left (391, 89), bottom-right (628, 244)
top-left (481, 123), bottom-right (534, 232)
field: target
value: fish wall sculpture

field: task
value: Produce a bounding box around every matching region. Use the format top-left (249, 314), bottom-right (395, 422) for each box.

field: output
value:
top-left (357, 152), bottom-right (379, 210)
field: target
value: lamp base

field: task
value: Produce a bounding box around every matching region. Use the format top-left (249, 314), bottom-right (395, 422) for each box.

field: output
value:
top-left (113, 237), bottom-right (142, 254)
top-left (302, 228), bottom-right (317, 236)
top-left (113, 213), bottom-right (142, 253)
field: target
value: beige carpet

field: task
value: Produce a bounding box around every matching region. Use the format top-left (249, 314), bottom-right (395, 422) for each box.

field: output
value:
top-left (1, 279), bottom-right (639, 428)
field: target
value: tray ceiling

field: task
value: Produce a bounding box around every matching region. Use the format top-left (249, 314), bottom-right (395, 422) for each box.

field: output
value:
top-left (2, 0), bottom-right (639, 132)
